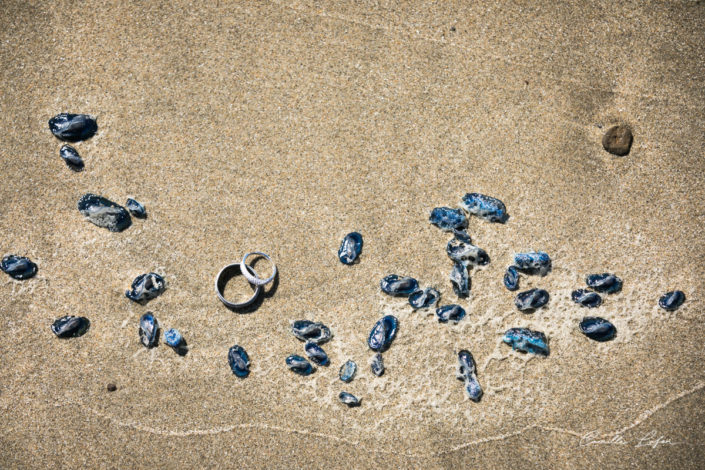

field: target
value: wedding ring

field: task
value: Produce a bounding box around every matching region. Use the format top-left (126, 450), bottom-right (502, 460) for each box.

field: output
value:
top-left (215, 263), bottom-right (262, 308)
top-left (240, 252), bottom-right (277, 287)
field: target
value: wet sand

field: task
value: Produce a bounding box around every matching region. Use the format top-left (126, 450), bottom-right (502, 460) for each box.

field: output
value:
top-left (1, 1), bottom-right (704, 468)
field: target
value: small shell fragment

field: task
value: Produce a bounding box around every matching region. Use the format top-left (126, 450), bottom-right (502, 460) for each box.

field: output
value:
top-left (139, 312), bottom-right (159, 348)
top-left (503, 266), bottom-right (519, 291)
top-left (659, 291), bottom-right (685, 311)
top-left (339, 360), bottom-right (357, 382)
top-left (126, 198), bottom-right (147, 218)
top-left (446, 238), bottom-right (489, 266)
top-left (429, 207), bottom-right (467, 231)
top-left (456, 350), bottom-right (482, 402)
top-left (228, 345), bottom-right (250, 377)
top-left (338, 232), bottom-right (363, 265)
top-left (514, 288), bottom-right (549, 311)
top-left (51, 316), bottom-right (90, 338)
top-left (370, 353), bottom-right (385, 376)
top-left (380, 274), bottom-right (419, 296)
top-left (449, 262), bottom-right (470, 298)
top-left (59, 144), bottom-right (84, 172)
top-left (408, 287), bottom-right (440, 310)
top-left (291, 320), bottom-right (332, 344)
top-left (125, 273), bottom-right (166, 303)
top-left (164, 328), bottom-right (183, 348)
top-left (339, 391), bottom-right (361, 407)
top-left (286, 354), bottom-right (314, 375)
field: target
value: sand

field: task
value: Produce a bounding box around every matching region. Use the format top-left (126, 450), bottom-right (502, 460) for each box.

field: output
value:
top-left (1, 1), bottom-right (704, 468)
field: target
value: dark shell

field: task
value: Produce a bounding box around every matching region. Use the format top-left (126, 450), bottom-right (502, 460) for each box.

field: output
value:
top-left (286, 354), bottom-right (314, 375)
top-left (77, 193), bottom-right (132, 232)
top-left (408, 287), bottom-right (440, 310)
top-left (48, 113), bottom-right (97, 141)
top-left (429, 207), bottom-right (467, 231)
top-left (456, 349), bottom-right (477, 379)
top-left (139, 312), bottom-right (159, 348)
top-left (291, 320), bottom-right (332, 344)
top-left (436, 304), bottom-right (466, 323)
top-left (579, 317), bottom-right (616, 342)
top-left (51, 316), bottom-right (89, 338)
top-left (456, 350), bottom-right (482, 402)
top-left (304, 341), bottom-right (329, 366)
top-left (125, 198), bottom-right (147, 218)
top-left (367, 315), bottom-right (399, 352)
top-left (446, 239), bottom-right (489, 266)
top-left (514, 288), bottom-right (549, 311)
top-left (228, 345), bottom-right (250, 377)
top-left (59, 144), bottom-right (84, 171)
top-left (585, 273), bottom-right (622, 294)
top-left (452, 229), bottom-right (472, 244)
top-left (125, 272), bottom-right (166, 303)
top-left (571, 289), bottom-right (602, 308)
top-left (513, 251), bottom-right (551, 276)
top-left (164, 328), bottom-right (183, 348)
top-left (339, 360), bottom-right (357, 382)
top-left (459, 193), bottom-right (508, 223)
top-left (1, 255), bottom-right (38, 280)
top-left (380, 274), bottom-right (419, 297)
top-left (449, 262), bottom-right (470, 298)
top-left (503, 266), bottom-right (519, 291)
top-left (659, 290), bottom-right (685, 311)
top-left (338, 232), bottom-right (363, 265)
top-left (339, 391), bottom-right (361, 407)
top-left (502, 328), bottom-right (549, 355)
top-left (370, 353), bottom-right (385, 376)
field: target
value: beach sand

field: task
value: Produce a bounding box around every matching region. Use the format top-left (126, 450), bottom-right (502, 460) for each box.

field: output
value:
top-left (1, 1), bottom-right (704, 468)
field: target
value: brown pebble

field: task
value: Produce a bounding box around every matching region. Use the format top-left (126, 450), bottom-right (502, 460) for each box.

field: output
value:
top-left (602, 125), bottom-right (633, 156)
top-left (107, 383), bottom-right (117, 392)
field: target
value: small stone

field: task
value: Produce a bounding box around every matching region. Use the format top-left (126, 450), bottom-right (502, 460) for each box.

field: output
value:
top-left (449, 262), bottom-right (470, 298)
top-left (164, 328), bottom-right (183, 348)
top-left (514, 288), bottom-right (549, 311)
top-left (286, 354), bottom-right (314, 375)
top-left (513, 251), bottom-right (551, 276)
top-left (59, 145), bottom-right (84, 171)
top-left (125, 273), bottom-right (166, 303)
top-left (408, 287), bottom-right (440, 310)
top-left (339, 360), bottom-right (357, 382)
top-left (339, 391), bottom-right (361, 407)
top-left (370, 353), bottom-right (385, 376)
top-left (435, 304), bottom-right (466, 323)
top-left (380, 274), bottom-right (419, 297)
top-left (602, 125), bottom-right (633, 156)
top-left (585, 273), bottom-right (622, 293)
top-left (139, 312), bottom-right (159, 348)
top-left (367, 315), bottom-right (399, 352)
top-left (502, 327), bottom-right (549, 355)
top-left (446, 238), bottom-right (489, 266)
top-left (429, 207), bottom-right (467, 231)
top-left (228, 345), bottom-right (250, 377)
top-left (338, 232), bottom-right (363, 265)
top-left (659, 290), bottom-right (685, 311)
top-left (51, 316), bottom-right (90, 338)
top-left (291, 320), bottom-right (332, 344)
top-left (459, 193), bottom-right (508, 223)
top-left (107, 383), bottom-right (117, 392)
top-left (1, 255), bottom-right (38, 280)
top-left (571, 289), bottom-right (603, 308)
top-left (48, 113), bottom-right (97, 141)
top-left (304, 341), bottom-right (329, 366)
top-left (125, 198), bottom-right (147, 218)
top-left (579, 317), bottom-right (616, 342)
top-left (77, 193), bottom-right (132, 232)
top-left (503, 266), bottom-right (519, 291)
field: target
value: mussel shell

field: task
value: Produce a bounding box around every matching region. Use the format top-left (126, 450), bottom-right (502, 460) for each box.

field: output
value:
top-left (367, 315), bottom-right (399, 352)
top-left (436, 304), bottom-right (466, 323)
top-left (304, 341), bottom-right (329, 366)
top-left (339, 360), bottom-right (357, 382)
top-left (514, 288), bottom-right (549, 311)
top-left (49, 113), bottom-right (97, 141)
top-left (408, 287), bottom-right (440, 310)
top-left (659, 291), bottom-right (685, 311)
top-left (126, 198), bottom-right (147, 218)
top-left (459, 193), bottom-right (508, 223)
top-left (449, 262), bottom-right (470, 298)
top-left (51, 316), bottom-right (90, 338)
top-left (503, 266), bottom-right (519, 291)
top-left (380, 274), bottom-right (419, 296)
top-left (339, 391), bottom-right (361, 407)
top-left (291, 320), bottom-right (332, 344)
top-left (502, 327), bottom-right (549, 355)
top-left (139, 312), bottom-right (159, 348)
top-left (571, 289), bottom-right (602, 308)
top-left (77, 193), bottom-right (131, 232)
top-left (370, 353), bottom-right (385, 376)
top-left (59, 145), bottom-right (84, 171)
top-left (125, 272), bottom-right (166, 303)
top-left (579, 317), bottom-right (616, 342)
top-left (286, 355), bottom-right (314, 375)
top-left (228, 345), bottom-right (250, 377)
top-left (429, 207), bottom-right (468, 231)
top-left (1, 255), bottom-right (38, 280)
top-left (338, 232), bottom-right (363, 265)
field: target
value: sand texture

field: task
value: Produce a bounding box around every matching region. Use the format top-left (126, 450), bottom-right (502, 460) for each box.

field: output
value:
top-left (1, 1), bottom-right (704, 468)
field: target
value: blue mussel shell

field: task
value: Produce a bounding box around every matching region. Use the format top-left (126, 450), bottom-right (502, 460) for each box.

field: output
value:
top-left (77, 193), bottom-right (132, 232)
top-left (502, 328), bottom-right (549, 355)
top-left (571, 289), bottom-right (602, 308)
top-left (408, 287), bottom-right (440, 309)
top-left (291, 320), bottom-right (332, 344)
top-left (459, 193), bottom-right (508, 223)
top-left (304, 341), bottom-right (329, 366)
top-left (126, 272), bottom-right (166, 303)
top-left (514, 288), bottom-right (549, 311)
top-left (368, 315), bottom-right (399, 352)
top-left (228, 345), bottom-right (250, 377)
top-left (126, 198), bottom-right (147, 218)
top-left (380, 274), bottom-right (419, 296)
top-left (286, 355), bottom-right (314, 375)
top-left (579, 317), bottom-right (616, 342)
top-left (586, 273), bottom-right (622, 293)
top-left (503, 266), bottom-right (519, 291)
top-left (338, 232), bottom-right (363, 264)
top-left (339, 360), bottom-right (357, 382)
top-left (59, 145), bottom-right (84, 171)
top-left (429, 207), bottom-right (467, 231)
top-left (456, 350), bottom-right (482, 402)
top-left (436, 304), bottom-right (466, 323)
top-left (51, 315), bottom-right (90, 338)
top-left (139, 312), bottom-right (159, 348)
top-left (513, 251), bottom-right (551, 276)
top-left (339, 391), bottom-right (361, 407)
top-left (1, 255), bottom-right (37, 280)
top-left (49, 113), bottom-right (97, 141)
top-left (370, 353), bottom-right (385, 376)
top-left (659, 290), bottom-right (685, 311)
